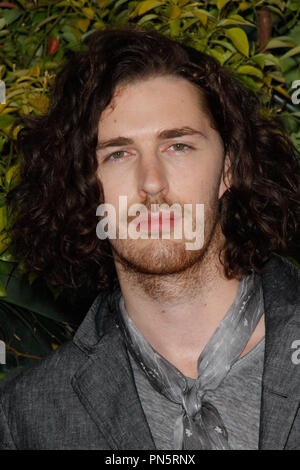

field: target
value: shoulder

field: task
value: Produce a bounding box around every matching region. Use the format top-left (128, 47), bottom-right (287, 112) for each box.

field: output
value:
top-left (0, 340), bottom-right (86, 408)
top-left (0, 340), bottom-right (95, 449)
top-left (261, 254), bottom-right (300, 299)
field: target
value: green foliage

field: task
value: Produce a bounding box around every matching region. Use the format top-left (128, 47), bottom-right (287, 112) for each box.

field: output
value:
top-left (0, 0), bottom-right (300, 379)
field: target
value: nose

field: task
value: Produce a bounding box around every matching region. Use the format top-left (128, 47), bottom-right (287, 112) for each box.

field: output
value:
top-left (137, 154), bottom-right (169, 200)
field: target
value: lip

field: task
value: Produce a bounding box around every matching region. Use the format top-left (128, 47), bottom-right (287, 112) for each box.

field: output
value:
top-left (137, 212), bottom-right (177, 232)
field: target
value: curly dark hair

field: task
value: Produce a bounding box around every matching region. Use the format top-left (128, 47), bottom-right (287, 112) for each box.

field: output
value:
top-left (6, 25), bottom-right (300, 298)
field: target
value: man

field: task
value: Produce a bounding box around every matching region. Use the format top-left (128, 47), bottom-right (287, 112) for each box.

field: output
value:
top-left (0, 26), bottom-right (299, 450)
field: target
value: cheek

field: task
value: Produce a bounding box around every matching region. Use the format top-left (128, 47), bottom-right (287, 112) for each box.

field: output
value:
top-left (99, 171), bottom-right (136, 208)
top-left (179, 162), bottom-right (220, 203)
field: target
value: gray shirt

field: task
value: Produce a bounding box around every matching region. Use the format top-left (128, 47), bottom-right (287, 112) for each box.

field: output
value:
top-left (128, 336), bottom-right (265, 450)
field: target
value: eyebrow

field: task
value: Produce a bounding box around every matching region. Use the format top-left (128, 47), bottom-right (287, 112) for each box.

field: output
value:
top-left (96, 127), bottom-right (206, 151)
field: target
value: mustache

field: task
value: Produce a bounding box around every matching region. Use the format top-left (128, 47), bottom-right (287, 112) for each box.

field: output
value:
top-left (125, 195), bottom-right (186, 223)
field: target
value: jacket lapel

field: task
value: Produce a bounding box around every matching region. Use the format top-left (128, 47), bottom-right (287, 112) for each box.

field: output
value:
top-left (71, 291), bottom-right (156, 450)
top-left (259, 255), bottom-right (300, 449)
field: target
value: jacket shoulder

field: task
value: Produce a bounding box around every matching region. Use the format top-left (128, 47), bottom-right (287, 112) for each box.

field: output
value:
top-left (0, 340), bottom-right (105, 449)
top-left (262, 254), bottom-right (300, 301)
top-left (0, 340), bottom-right (86, 404)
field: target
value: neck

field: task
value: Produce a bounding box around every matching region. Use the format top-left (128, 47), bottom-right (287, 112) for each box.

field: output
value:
top-left (114, 228), bottom-right (241, 378)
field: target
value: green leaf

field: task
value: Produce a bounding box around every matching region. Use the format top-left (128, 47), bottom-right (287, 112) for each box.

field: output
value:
top-left (217, 0), bottom-right (230, 10)
top-left (0, 279), bottom-right (6, 297)
top-left (225, 27), bottom-right (249, 57)
top-left (228, 14), bottom-right (254, 25)
top-left (137, 0), bottom-right (163, 16)
top-left (170, 5), bottom-right (181, 20)
top-left (2, 9), bottom-right (22, 25)
top-left (82, 7), bottom-right (95, 20)
top-left (281, 46), bottom-right (300, 60)
top-left (0, 115), bottom-right (15, 130)
top-left (252, 54), bottom-right (265, 69)
top-left (263, 53), bottom-right (281, 68)
top-left (265, 39), bottom-right (295, 50)
top-left (218, 15), bottom-right (255, 27)
top-left (209, 49), bottom-right (225, 65)
top-left (211, 39), bottom-right (236, 52)
top-left (5, 163), bottom-right (20, 187)
top-left (137, 13), bottom-right (158, 25)
top-left (0, 249), bottom-right (18, 263)
top-left (237, 65), bottom-right (263, 78)
top-left (169, 18), bottom-right (180, 37)
top-left (193, 9), bottom-right (215, 22)
top-left (0, 207), bottom-right (7, 232)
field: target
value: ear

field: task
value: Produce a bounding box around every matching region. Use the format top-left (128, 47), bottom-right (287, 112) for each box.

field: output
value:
top-left (218, 154), bottom-right (232, 199)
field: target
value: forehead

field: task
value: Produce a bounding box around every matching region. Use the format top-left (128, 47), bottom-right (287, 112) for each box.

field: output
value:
top-left (98, 75), bottom-right (212, 133)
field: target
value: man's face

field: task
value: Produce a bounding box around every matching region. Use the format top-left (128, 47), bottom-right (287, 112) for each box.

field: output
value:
top-left (96, 75), bottom-right (229, 275)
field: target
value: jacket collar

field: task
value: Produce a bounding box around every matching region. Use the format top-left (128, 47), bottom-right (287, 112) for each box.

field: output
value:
top-left (71, 254), bottom-right (300, 450)
top-left (71, 288), bottom-right (156, 450)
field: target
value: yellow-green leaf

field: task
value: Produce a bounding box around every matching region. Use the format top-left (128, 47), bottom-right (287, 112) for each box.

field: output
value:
top-left (0, 207), bottom-right (6, 232)
top-left (263, 53), bottom-right (281, 67)
top-left (239, 1), bottom-right (251, 10)
top-left (274, 85), bottom-right (290, 99)
top-left (82, 7), bottom-right (95, 20)
top-left (137, 13), bottom-right (158, 25)
top-left (217, 0), bottom-right (230, 10)
top-left (0, 114), bottom-right (14, 130)
top-left (265, 38), bottom-right (295, 50)
top-left (225, 28), bottom-right (249, 57)
top-left (170, 5), bottom-right (181, 20)
top-left (138, 0), bottom-right (163, 16)
top-left (73, 18), bottom-right (90, 32)
top-left (0, 249), bottom-right (18, 263)
top-left (237, 65), bottom-right (263, 78)
top-left (6, 163), bottom-right (20, 186)
top-left (28, 95), bottom-right (49, 114)
top-left (97, 0), bottom-right (113, 7)
top-left (252, 54), bottom-right (265, 69)
top-left (194, 10), bottom-right (207, 26)
top-left (281, 45), bottom-right (300, 60)
top-left (221, 13), bottom-right (255, 26)
top-left (209, 49), bottom-right (225, 65)
top-left (0, 279), bottom-right (6, 297)
top-left (193, 9), bottom-right (215, 25)
top-left (0, 232), bottom-right (11, 255)
top-left (28, 65), bottom-right (40, 77)
top-left (0, 65), bottom-right (6, 80)
top-left (169, 18), bottom-right (180, 37)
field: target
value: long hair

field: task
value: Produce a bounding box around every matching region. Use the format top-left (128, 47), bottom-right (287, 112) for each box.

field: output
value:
top-left (6, 26), bottom-right (300, 298)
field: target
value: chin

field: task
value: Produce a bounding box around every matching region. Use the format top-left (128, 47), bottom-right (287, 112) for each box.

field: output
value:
top-left (110, 237), bottom-right (208, 275)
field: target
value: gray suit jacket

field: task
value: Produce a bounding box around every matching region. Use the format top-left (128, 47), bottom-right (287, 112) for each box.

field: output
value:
top-left (0, 254), bottom-right (300, 450)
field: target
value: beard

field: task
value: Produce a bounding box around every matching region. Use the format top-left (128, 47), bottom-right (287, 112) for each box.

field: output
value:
top-left (108, 194), bottom-right (225, 301)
